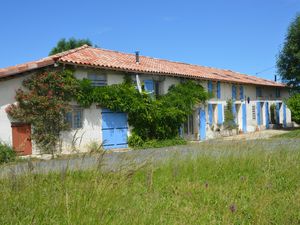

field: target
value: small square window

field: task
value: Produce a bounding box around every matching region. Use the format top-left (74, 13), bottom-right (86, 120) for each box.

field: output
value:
top-left (65, 107), bottom-right (83, 129)
top-left (256, 87), bottom-right (262, 97)
top-left (88, 73), bottom-right (107, 87)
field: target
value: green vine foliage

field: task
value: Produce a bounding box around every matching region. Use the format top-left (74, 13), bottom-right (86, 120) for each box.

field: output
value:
top-left (223, 99), bottom-right (237, 130)
top-left (8, 70), bottom-right (208, 153)
top-left (76, 77), bottom-right (208, 141)
top-left (7, 70), bottom-right (79, 155)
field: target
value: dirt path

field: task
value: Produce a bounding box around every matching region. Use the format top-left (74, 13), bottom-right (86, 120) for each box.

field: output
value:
top-left (222, 129), bottom-right (289, 141)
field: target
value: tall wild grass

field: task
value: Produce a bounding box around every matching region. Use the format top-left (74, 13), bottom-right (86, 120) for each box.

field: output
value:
top-left (0, 141), bottom-right (300, 224)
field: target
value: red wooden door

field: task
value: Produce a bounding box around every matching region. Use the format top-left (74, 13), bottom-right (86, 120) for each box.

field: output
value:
top-left (11, 123), bottom-right (32, 155)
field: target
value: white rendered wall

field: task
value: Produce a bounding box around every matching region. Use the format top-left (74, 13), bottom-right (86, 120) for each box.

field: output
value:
top-left (0, 75), bottom-right (29, 145)
top-left (0, 67), bottom-right (294, 154)
top-left (60, 104), bottom-right (102, 154)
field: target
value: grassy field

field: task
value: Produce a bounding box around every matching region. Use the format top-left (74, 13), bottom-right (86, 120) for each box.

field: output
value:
top-left (273, 128), bottom-right (300, 139)
top-left (1, 136), bottom-right (300, 224)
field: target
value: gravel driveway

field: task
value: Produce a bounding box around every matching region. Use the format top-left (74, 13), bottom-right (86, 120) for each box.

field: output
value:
top-left (1, 135), bottom-right (299, 179)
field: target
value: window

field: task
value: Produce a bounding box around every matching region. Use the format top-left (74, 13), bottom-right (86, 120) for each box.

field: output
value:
top-left (184, 114), bottom-right (194, 135)
top-left (256, 87), bottom-right (262, 97)
top-left (154, 81), bottom-right (161, 96)
top-left (143, 80), bottom-right (161, 97)
top-left (87, 73), bottom-right (107, 87)
top-left (239, 85), bottom-right (244, 100)
top-left (65, 107), bottom-right (83, 129)
top-left (208, 81), bottom-right (219, 98)
top-left (252, 105), bottom-right (256, 120)
top-left (275, 88), bottom-right (281, 98)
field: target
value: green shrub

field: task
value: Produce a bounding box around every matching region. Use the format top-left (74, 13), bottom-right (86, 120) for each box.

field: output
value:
top-left (128, 133), bottom-right (144, 148)
top-left (287, 94), bottom-right (300, 124)
top-left (270, 103), bottom-right (276, 124)
top-left (223, 99), bottom-right (238, 129)
top-left (128, 135), bottom-right (187, 149)
top-left (0, 142), bottom-right (16, 164)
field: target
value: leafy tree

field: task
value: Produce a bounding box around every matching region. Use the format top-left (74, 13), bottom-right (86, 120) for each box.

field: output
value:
top-left (286, 94), bottom-right (300, 123)
top-left (49, 38), bottom-right (93, 55)
top-left (6, 70), bottom-right (79, 155)
top-left (277, 14), bottom-right (300, 90)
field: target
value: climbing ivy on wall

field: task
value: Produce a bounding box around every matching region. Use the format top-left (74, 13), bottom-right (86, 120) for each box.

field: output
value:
top-left (8, 70), bottom-right (208, 153)
top-left (76, 76), bottom-right (208, 141)
top-left (7, 70), bottom-right (80, 155)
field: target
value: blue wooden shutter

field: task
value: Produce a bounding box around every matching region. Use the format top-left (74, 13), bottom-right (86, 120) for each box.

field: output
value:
top-left (242, 103), bottom-right (247, 133)
top-left (232, 85), bottom-right (236, 100)
top-left (217, 104), bottom-right (223, 125)
top-left (256, 102), bottom-right (261, 125)
top-left (217, 81), bottom-right (221, 99)
top-left (239, 86), bottom-right (244, 100)
top-left (208, 81), bottom-right (213, 94)
top-left (208, 104), bottom-right (213, 125)
top-left (276, 103), bottom-right (280, 124)
top-left (265, 102), bottom-right (269, 129)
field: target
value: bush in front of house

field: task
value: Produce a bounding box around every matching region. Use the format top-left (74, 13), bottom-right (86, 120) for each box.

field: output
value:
top-left (223, 99), bottom-right (238, 130)
top-left (0, 142), bottom-right (16, 164)
top-left (128, 133), bottom-right (187, 149)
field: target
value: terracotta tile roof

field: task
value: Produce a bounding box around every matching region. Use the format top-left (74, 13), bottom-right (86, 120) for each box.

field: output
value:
top-left (0, 45), bottom-right (285, 87)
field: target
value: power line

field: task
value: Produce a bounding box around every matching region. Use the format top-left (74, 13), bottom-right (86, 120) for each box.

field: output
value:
top-left (255, 66), bottom-right (275, 75)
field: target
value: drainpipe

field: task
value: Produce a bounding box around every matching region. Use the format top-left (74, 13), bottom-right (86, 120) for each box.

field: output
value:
top-left (135, 51), bottom-right (142, 93)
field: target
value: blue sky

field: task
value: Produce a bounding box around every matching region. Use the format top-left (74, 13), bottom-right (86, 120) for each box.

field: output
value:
top-left (0, 0), bottom-right (299, 81)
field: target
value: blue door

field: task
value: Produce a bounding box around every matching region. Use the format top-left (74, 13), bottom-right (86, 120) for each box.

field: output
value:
top-left (102, 109), bottom-right (128, 149)
top-left (217, 104), bottom-right (223, 125)
top-left (242, 103), bottom-right (247, 133)
top-left (199, 108), bottom-right (206, 140)
top-left (265, 102), bottom-right (269, 129)
top-left (283, 103), bottom-right (287, 128)
top-left (256, 102), bottom-right (261, 125)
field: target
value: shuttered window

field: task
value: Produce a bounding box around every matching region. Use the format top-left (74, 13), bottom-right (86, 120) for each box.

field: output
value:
top-left (275, 88), bottom-right (281, 98)
top-left (256, 87), bottom-right (262, 97)
top-left (217, 81), bottom-right (221, 99)
top-left (239, 86), bottom-right (244, 100)
top-left (232, 84), bottom-right (237, 100)
top-left (88, 73), bottom-right (107, 87)
top-left (252, 105), bottom-right (256, 120)
top-left (144, 80), bottom-right (161, 97)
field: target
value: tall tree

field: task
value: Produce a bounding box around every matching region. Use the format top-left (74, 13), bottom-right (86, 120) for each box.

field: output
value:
top-left (277, 14), bottom-right (300, 90)
top-left (49, 38), bottom-right (93, 55)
